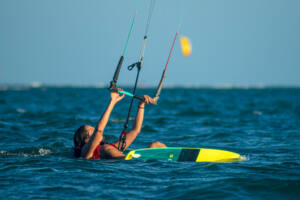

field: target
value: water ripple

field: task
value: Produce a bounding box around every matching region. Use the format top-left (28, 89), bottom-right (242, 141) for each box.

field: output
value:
top-left (0, 87), bottom-right (299, 199)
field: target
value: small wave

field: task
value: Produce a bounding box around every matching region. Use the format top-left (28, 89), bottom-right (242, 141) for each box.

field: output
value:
top-left (202, 119), bottom-right (222, 126)
top-left (0, 120), bottom-right (13, 126)
top-left (149, 116), bottom-right (172, 126)
top-left (163, 99), bottom-right (189, 105)
top-left (176, 108), bottom-right (217, 117)
top-left (253, 110), bottom-right (262, 115)
top-left (142, 125), bottom-right (157, 132)
top-left (111, 117), bottom-right (134, 123)
top-left (0, 148), bottom-right (52, 158)
top-left (74, 115), bottom-right (98, 121)
top-left (209, 132), bottom-right (230, 139)
top-left (111, 119), bottom-right (126, 123)
top-left (16, 108), bottom-right (26, 113)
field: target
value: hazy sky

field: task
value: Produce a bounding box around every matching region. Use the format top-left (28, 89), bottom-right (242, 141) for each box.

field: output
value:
top-left (0, 0), bottom-right (299, 87)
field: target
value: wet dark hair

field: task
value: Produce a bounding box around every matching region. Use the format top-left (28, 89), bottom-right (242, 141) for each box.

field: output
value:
top-left (73, 125), bottom-right (89, 158)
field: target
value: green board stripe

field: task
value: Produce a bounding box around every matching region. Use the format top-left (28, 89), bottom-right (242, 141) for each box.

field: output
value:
top-left (178, 148), bottom-right (200, 161)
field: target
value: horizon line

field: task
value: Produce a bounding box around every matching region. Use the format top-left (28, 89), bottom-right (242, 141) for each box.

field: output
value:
top-left (1, 82), bottom-right (300, 90)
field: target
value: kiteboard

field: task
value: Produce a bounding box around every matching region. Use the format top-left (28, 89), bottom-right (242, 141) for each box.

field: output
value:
top-left (125, 147), bottom-right (243, 162)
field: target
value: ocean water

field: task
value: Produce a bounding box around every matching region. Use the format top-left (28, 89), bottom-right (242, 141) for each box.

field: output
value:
top-left (0, 86), bottom-right (299, 199)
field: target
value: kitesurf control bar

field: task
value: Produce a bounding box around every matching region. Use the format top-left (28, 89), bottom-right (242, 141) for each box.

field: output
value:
top-left (118, 90), bottom-right (144, 101)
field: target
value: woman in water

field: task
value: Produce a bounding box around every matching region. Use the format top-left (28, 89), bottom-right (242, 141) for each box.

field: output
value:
top-left (74, 89), bottom-right (166, 159)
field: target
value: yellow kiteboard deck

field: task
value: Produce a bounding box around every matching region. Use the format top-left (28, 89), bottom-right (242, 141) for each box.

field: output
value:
top-left (125, 147), bottom-right (243, 162)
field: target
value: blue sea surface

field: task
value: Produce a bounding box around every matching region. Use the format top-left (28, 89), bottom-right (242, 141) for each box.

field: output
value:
top-left (0, 86), bottom-right (299, 199)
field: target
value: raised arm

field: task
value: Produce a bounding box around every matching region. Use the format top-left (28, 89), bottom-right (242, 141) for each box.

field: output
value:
top-left (82, 90), bottom-right (125, 159)
top-left (113, 95), bottom-right (153, 150)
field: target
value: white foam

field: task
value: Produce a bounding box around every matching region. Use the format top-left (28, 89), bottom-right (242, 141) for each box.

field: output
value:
top-left (38, 148), bottom-right (51, 156)
top-left (132, 154), bottom-right (141, 158)
top-left (0, 148), bottom-right (52, 157)
top-left (240, 155), bottom-right (250, 161)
